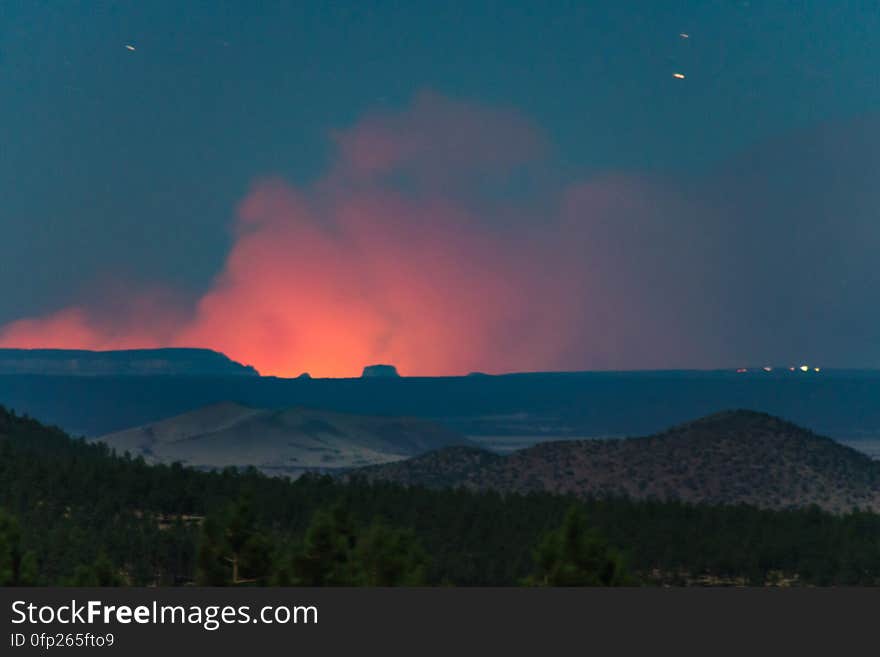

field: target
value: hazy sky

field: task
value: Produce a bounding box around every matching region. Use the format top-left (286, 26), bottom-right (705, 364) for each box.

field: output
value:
top-left (1, 1), bottom-right (878, 375)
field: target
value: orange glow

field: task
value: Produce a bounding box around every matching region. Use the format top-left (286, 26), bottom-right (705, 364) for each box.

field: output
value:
top-left (0, 95), bottom-right (585, 378)
top-left (0, 181), bottom-right (575, 377)
top-left (171, 182), bottom-right (567, 377)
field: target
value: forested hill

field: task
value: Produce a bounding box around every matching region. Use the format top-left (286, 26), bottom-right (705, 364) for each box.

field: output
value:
top-left (5, 405), bottom-right (880, 586)
top-left (351, 410), bottom-right (880, 513)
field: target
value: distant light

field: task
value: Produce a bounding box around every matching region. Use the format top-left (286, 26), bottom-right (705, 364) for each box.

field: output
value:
top-left (799, 365), bottom-right (809, 372)
top-left (763, 366), bottom-right (772, 372)
top-left (814, 367), bottom-right (821, 372)
top-left (789, 367), bottom-right (796, 371)
top-left (679, 33), bottom-right (690, 39)
top-left (673, 72), bottom-right (686, 79)
top-left (736, 368), bottom-right (748, 373)
top-left (125, 44), bottom-right (136, 51)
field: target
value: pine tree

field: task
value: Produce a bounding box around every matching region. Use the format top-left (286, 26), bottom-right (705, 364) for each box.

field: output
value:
top-left (351, 521), bottom-right (427, 586)
top-left (292, 506), bottom-right (356, 585)
top-left (527, 506), bottom-right (632, 586)
top-left (196, 497), bottom-right (273, 585)
top-left (64, 553), bottom-right (125, 586)
top-left (0, 509), bottom-right (38, 586)
top-left (195, 515), bottom-right (228, 585)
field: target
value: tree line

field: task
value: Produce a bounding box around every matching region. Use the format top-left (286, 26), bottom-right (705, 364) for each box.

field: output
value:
top-left (2, 405), bottom-right (880, 586)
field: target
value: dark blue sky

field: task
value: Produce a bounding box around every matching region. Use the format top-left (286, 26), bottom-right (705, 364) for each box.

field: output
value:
top-left (1, 1), bottom-right (879, 373)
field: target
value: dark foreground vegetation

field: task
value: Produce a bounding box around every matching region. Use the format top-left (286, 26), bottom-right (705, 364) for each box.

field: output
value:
top-left (3, 406), bottom-right (880, 586)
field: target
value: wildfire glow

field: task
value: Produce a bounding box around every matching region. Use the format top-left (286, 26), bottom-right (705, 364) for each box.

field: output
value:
top-left (0, 93), bottom-right (594, 378)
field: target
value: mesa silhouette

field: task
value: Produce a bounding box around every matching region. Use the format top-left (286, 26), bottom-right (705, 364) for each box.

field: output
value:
top-left (0, 348), bottom-right (258, 377)
top-left (349, 410), bottom-right (880, 513)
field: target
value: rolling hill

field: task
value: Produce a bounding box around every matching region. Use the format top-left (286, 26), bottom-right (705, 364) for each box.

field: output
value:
top-left (97, 401), bottom-right (472, 476)
top-left (349, 410), bottom-right (880, 513)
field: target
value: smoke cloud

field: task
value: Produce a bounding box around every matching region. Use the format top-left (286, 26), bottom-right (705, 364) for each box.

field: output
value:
top-left (2, 93), bottom-right (878, 376)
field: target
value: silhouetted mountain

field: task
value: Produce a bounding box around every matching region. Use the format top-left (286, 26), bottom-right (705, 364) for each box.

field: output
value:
top-left (0, 348), bottom-right (258, 377)
top-left (350, 410), bottom-right (880, 513)
top-left (98, 401), bottom-right (473, 476)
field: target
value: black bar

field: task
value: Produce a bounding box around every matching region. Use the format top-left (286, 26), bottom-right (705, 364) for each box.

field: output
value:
top-left (1, 588), bottom-right (876, 655)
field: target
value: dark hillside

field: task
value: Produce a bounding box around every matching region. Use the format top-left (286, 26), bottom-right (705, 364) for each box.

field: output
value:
top-left (354, 411), bottom-right (880, 512)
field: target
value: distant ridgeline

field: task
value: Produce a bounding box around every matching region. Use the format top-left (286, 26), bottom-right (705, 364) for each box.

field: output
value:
top-left (0, 348), bottom-right (259, 377)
